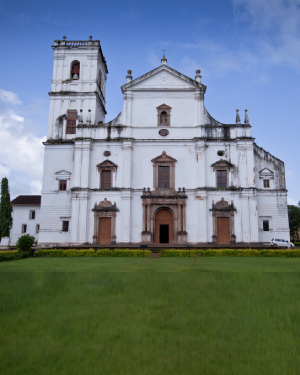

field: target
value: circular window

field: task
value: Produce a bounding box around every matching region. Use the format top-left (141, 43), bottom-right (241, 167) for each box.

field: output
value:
top-left (159, 129), bottom-right (169, 137)
top-left (103, 151), bottom-right (111, 157)
top-left (217, 150), bottom-right (224, 156)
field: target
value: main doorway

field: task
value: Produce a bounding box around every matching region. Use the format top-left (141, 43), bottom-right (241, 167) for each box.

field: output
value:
top-left (217, 217), bottom-right (230, 244)
top-left (155, 209), bottom-right (173, 244)
top-left (98, 217), bottom-right (111, 244)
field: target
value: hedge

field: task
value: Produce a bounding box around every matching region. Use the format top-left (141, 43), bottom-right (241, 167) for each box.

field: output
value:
top-left (0, 251), bottom-right (24, 262)
top-left (162, 249), bottom-right (300, 257)
top-left (294, 242), bottom-right (300, 247)
top-left (35, 249), bottom-right (96, 257)
top-left (35, 249), bottom-right (152, 257)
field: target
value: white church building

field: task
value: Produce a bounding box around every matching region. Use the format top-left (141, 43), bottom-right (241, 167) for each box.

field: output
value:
top-left (11, 36), bottom-right (290, 246)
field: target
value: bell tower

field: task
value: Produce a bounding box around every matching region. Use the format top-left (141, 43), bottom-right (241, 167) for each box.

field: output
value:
top-left (48, 36), bottom-right (108, 139)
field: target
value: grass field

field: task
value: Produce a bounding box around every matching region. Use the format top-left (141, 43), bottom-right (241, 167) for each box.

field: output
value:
top-left (1, 258), bottom-right (300, 374)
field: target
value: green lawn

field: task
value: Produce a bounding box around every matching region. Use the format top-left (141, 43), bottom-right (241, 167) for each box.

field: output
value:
top-left (1, 258), bottom-right (300, 374)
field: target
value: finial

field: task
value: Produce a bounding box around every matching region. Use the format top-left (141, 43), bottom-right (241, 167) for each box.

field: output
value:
top-left (195, 69), bottom-right (202, 83)
top-left (161, 50), bottom-right (167, 65)
top-left (126, 70), bottom-right (132, 83)
top-left (89, 35), bottom-right (93, 40)
top-left (244, 109), bottom-right (249, 124)
top-left (63, 36), bottom-right (66, 40)
top-left (236, 109), bottom-right (241, 124)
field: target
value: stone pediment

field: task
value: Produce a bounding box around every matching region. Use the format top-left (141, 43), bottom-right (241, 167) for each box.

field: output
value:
top-left (151, 151), bottom-right (177, 164)
top-left (55, 170), bottom-right (71, 179)
top-left (121, 65), bottom-right (206, 92)
top-left (97, 160), bottom-right (118, 170)
top-left (93, 198), bottom-right (118, 212)
top-left (212, 198), bottom-right (236, 211)
top-left (157, 103), bottom-right (172, 110)
top-left (259, 168), bottom-right (274, 179)
top-left (211, 159), bottom-right (234, 169)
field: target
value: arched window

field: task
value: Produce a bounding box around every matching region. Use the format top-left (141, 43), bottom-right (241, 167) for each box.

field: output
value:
top-left (160, 111), bottom-right (168, 125)
top-left (71, 61), bottom-right (80, 80)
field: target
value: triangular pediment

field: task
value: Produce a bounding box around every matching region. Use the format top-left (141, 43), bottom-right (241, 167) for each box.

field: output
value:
top-left (156, 103), bottom-right (172, 110)
top-left (97, 160), bottom-right (118, 168)
top-left (121, 65), bottom-right (206, 92)
top-left (259, 168), bottom-right (274, 178)
top-left (211, 159), bottom-right (234, 168)
top-left (151, 151), bottom-right (177, 163)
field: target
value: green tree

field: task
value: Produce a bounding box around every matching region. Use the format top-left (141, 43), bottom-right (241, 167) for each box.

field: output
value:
top-left (288, 204), bottom-right (300, 238)
top-left (0, 178), bottom-right (13, 240)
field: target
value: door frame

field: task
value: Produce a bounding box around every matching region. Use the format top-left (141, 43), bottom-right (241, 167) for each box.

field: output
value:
top-left (154, 207), bottom-right (174, 244)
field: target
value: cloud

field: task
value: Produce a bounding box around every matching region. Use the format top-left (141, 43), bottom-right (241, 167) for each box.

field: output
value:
top-left (121, 9), bottom-right (140, 20)
top-left (232, 0), bottom-right (300, 70)
top-left (0, 89), bottom-right (22, 105)
top-left (287, 197), bottom-right (299, 206)
top-left (0, 89), bottom-right (46, 199)
top-left (146, 50), bottom-right (160, 68)
top-left (30, 180), bottom-right (42, 195)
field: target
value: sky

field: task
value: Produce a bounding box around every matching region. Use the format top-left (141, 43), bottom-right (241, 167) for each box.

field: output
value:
top-left (0, 0), bottom-right (299, 204)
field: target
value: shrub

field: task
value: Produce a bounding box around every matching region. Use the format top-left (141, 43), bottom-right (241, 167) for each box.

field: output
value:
top-left (35, 249), bottom-right (96, 257)
top-left (0, 251), bottom-right (24, 262)
top-left (162, 249), bottom-right (300, 257)
top-left (16, 234), bottom-right (37, 253)
top-left (294, 242), bottom-right (300, 247)
top-left (96, 249), bottom-right (152, 257)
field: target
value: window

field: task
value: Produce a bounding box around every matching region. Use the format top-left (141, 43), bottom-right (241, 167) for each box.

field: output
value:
top-left (21, 224), bottom-right (27, 233)
top-left (217, 170), bottom-right (227, 188)
top-left (263, 220), bottom-right (269, 231)
top-left (158, 166), bottom-right (170, 189)
top-left (101, 170), bottom-right (112, 189)
top-left (62, 221), bottom-right (69, 232)
top-left (59, 180), bottom-right (67, 191)
top-left (71, 61), bottom-right (80, 80)
top-left (263, 179), bottom-right (270, 188)
top-left (66, 110), bottom-right (77, 134)
top-left (29, 210), bottom-right (35, 220)
top-left (36, 224), bottom-right (40, 233)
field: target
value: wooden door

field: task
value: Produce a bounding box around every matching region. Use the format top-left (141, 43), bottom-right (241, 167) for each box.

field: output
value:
top-left (98, 217), bottom-right (111, 244)
top-left (155, 209), bottom-right (173, 244)
top-left (217, 217), bottom-right (230, 244)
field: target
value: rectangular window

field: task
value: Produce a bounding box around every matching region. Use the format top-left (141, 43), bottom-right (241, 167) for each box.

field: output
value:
top-left (263, 179), bottom-right (270, 188)
top-left (101, 170), bottom-right (112, 189)
top-left (158, 166), bottom-right (170, 189)
top-left (36, 224), bottom-right (40, 233)
top-left (21, 224), bottom-right (27, 233)
top-left (29, 210), bottom-right (35, 220)
top-left (62, 221), bottom-right (69, 232)
top-left (217, 170), bottom-right (227, 188)
top-left (59, 180), bottom-right (67, 191)
top-left (66, 110), bottom-right (77, 134)
top-left (263, 220), bottom-right (269, 231)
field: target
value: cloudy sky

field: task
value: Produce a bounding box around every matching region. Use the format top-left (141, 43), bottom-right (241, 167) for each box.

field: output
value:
top-left (0, 0), bottom-right (299, 204)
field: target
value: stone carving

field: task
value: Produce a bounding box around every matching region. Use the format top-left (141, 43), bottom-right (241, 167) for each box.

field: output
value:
top-left (244, 109), bottom-right (249, 124)
top-left (93, 198), bottom-right (118, 212)
top-left (158, 74), bottom-right (172, 86)
top-left (236, 109), bottom-right (241, 124)
top-left (211, 198), bottom-right (235, 213)
top-left (76, 109), bottom-right (83, 124)
top-left (86, 109), bottom-right (91, 125)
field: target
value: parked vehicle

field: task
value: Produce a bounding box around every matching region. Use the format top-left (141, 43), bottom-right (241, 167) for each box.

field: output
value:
top-left (270, 238), bottom-right (290, 247)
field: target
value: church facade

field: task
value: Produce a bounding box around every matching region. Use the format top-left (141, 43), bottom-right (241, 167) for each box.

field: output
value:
top-left (36, 36), bottom-right (289, 246)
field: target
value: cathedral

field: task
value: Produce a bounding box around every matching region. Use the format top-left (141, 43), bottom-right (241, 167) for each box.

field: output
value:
top-left (10, 36), bottom-right (290, 246)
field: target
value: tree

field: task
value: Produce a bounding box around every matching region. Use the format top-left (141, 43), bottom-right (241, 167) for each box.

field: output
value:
top-left (288, 204), bottom-right (300, 238)
top-left (0, 178), bottom-right (13, 240)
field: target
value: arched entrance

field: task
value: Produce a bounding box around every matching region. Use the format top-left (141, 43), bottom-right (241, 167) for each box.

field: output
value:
top-left (155, 209), bottom-right (173, 244)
